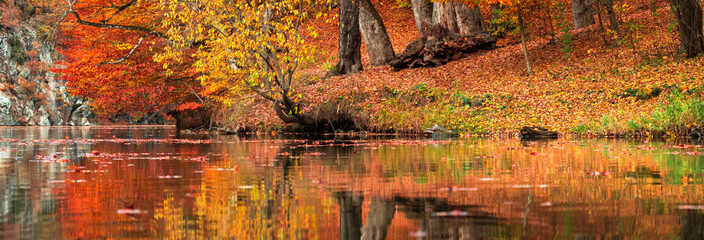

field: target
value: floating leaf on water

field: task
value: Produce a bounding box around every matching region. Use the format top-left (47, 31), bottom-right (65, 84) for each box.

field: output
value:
top-left (431, 210), bottom-right (468, 217)
top-left (409, 231), bottom-right (427, 237)
top-left (587, 171), bottom-right (611, 176)
top-left (441, 186), bottom-right (478, 191)
top-left (157, 175), bottom-right (182, 179)
top-left (117, 209), bottom-right (148, 214)
top-left (679, 205), bottom-right (704, 210)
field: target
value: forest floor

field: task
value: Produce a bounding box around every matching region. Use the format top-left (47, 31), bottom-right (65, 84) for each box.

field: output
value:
top-left (217, 1), bottom-right (704, 137)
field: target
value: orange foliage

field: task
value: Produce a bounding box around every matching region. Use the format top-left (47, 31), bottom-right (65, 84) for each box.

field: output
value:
top-left (52, 0), bottom-right (202, 117)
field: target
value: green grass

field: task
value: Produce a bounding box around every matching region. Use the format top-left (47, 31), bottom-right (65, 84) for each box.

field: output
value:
top-left (582, 92), bottom-right (704, 137)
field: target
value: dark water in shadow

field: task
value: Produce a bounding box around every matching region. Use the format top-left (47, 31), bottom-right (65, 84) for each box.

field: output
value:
top-left (0, 126), bottom-right (703, 239)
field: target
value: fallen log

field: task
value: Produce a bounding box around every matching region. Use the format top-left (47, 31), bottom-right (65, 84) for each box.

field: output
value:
top-left (390, 24), bottom-right (496, 71)
top-left (519, 126), bottom-right (558, 140)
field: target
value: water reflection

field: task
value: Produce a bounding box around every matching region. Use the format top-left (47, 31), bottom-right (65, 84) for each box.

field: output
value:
top-left (0, 127), bottom-right (703, 239)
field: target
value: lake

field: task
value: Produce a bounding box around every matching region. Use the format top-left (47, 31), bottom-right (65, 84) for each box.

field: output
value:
top-left (0, 126), bottom-right (703, 239)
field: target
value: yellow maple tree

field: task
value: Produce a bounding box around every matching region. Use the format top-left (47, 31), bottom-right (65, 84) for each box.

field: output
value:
top-left (157, 0), bottom-right (331, 125)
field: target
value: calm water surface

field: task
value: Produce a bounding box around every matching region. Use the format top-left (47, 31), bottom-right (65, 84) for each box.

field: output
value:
top-left (1, 126), bottom-right (704, 239)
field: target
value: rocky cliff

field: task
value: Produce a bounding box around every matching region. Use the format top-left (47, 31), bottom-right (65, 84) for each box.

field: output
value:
top-left (0, 3), bottom-right (90, 126)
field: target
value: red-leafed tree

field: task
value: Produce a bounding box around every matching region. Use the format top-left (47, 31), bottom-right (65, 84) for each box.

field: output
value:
top-left (52, 0), bottom-right (204, 121)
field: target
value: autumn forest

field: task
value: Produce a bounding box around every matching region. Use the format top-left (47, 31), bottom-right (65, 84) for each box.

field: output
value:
top-left (0, 0), bottom-right (701, 136)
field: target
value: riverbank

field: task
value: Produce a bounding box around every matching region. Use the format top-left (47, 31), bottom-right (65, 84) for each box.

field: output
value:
top-left (213, 2), bottom-right (704, 137)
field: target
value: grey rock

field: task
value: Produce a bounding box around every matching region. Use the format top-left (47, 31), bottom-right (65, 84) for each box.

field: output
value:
top-left (69, 105), bottom-right (91, 126)
top-left (0, 23), bottom-right (91, 126)
top-left (0, 93), bottom-right (15, 125)
top-left (424, 124), bottom-right (458, 139)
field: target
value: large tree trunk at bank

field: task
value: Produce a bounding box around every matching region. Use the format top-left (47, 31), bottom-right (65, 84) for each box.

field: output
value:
top-left (433, 2), bottom-right (460, 34)
top-left (432, 1), bottom-right (486, 36)
top-left (411, 0), bottom-right (434, 35)
top-left (327, 0), bottom-right (363, 77)
top-left (671, 0), bottom-right (704, 57)
top-left (359, 0), bottom-right (395, 65)
top-left (361, 199), bottom-right (396, 240)
top-left (572, 0), bottom-right (595, 29)
top-left (454, 4), bottom-right (487, 35)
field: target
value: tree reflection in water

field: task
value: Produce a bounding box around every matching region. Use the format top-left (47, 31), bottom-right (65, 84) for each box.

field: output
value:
top-left (0, 127), bottom-right (703, 239)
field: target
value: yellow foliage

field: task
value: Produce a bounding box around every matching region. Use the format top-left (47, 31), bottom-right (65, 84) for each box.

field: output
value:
top-left (157, 0), bottom-right (331, 108)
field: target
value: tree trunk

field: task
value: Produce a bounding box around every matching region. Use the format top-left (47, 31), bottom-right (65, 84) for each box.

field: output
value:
top-left (411, 0), bottom-right (433, 35)
top-left (432, 2), bottom-right (459, 34)
top-left (361, 198), bottom-right (395, 240)
top-left (572, 0), bottom-right (595, 29)
top-left (454, 4), bottom-right (487, 35)
top-left (517, 4), bottom-right (533, 75)
top-left (432, 1), bottom-right (485, 36)
top-left (359, 0), bottom-right (395, 65)
top-left (327, 0), bottom-right (363, 77)
top-left (600, 0), bottom-right (620, 46)
top-left (671, 0), bottom-right (704, 57)
top-left (595, 0), bottom-right (610, 45)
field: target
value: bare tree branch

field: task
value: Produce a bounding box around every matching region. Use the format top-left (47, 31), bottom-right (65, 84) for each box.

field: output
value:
top-left (98, 32), bottom-right (154, 66)
top-left (68, 8), bottom-right (165, 38)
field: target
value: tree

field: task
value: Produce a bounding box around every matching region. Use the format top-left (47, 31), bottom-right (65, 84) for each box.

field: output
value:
top-left (328, 0), bottom-right (363, 76)
top-left (671, 0), bottom-right (704, 57)
top-left (410, 0), bottom-right (433, 35)
top-left (433, 1), bottom-right (460, 34)
top-left (595, 0), bottom-right (620, 46)
top-left (159, 0), bottom-right (330, 125)
top-left (571, 0), bottom-right (595, 29)
top-left (453, 3), bottom-right (487, 35)
top-left (359, 0), bottom-right (395, 65)
top-left (516, 2), bottom-right (534, 75)
top-left (474, 0), bottom-right (533, 74)
top-left (54, 0), bottom-right (202, 120)
top-left (422, 1), bottom-right (487, 36)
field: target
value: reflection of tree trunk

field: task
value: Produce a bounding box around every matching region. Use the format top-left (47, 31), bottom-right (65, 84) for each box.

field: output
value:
top-left (358, 0), bottom-right (395, 65)
top-left (681, 210), bottom-right (704, 240)
top-left (337, 192), bottom-right (363, 240)
top-left (361, 198), bottom-right (395, 240)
